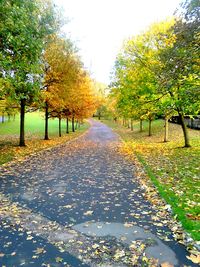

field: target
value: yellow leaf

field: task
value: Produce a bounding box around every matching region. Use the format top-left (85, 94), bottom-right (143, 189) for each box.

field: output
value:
top-left (83, 210), bottom-right (93, 216)
top-left (186, 254), bottom-right (200, 264)
top-left (161, 262), bottom-right (174, 267)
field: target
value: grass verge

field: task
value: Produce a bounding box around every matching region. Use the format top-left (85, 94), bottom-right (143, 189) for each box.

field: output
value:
top-left (102, 118), bottom-right (200, 241)
top-left (0, 112), bottom-right (90, 165)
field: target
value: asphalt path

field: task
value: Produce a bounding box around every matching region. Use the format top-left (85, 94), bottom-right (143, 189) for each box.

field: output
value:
top-left (0, 120), bottom-right (197, 266)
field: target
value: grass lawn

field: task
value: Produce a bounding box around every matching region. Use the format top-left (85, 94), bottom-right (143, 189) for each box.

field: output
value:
top-left (0, 112), bottom-right (89, 165)
top-left (103, 118), bottom-right (200, 241)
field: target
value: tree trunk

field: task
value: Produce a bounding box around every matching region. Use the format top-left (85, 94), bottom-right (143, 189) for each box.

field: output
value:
top-left (75, 120), bottom-right (78, 130)
top-left (59, 116), bottom-right (61, 137)
top-left (140, 119), bottom-right (143, 132)
top-left (72, 116), bottom-right (75, 132)
top-left (191, 118), bottom-right (194, 129)
top-left (2, 112), bottom-right (5, 123)
top-left (179, 113), bottom-right (191, 147)
top-left (131, 119), bottom-right (133, 131)
top-left (148, 119), bottom-right (152, 136)
top-left (66, 117), bottom-right (69, 134)
top-left (98, 112), bottom-right (101, 120)
top-left (19, 99), bottom-right (26, 146)
top-left (8, 114), bottom-right (11, 121)
top-left (164, 117), bottom-right (169, 142)
top-left (44, 101), bottom-right (49, 140)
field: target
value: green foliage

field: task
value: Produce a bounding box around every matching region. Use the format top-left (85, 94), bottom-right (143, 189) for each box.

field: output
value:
top-left (0, 0), bottom-right (60, 101)
top-left (0, 0), bottom-right (62, 145)
top-left (109, 0), bottom-right (200, 147)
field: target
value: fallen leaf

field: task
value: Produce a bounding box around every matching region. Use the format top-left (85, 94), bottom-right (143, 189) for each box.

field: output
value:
top-left (161, 262), bottom-right (174, 267)
top-left (83, 210), bottom-right (93, 216)
top-left (186, 254), bottom-right (200, 264)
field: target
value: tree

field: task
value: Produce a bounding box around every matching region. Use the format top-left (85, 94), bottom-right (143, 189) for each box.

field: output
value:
top-left (42, 35), bottom-right (77, 139)
top-left (110, 21), bottom-right (172, 135)
top-left (0, 0), bottom-right (57, 146)
top-left (158, 1), bottom-right (200, 147)
top-left (93, 81), bottom-right (107, 120)
top-left (110, 13), bottom-right (199, 146)
top-left (43, 35), bottom-right (96, 138)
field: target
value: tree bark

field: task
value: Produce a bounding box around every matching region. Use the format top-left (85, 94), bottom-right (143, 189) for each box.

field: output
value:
top-left (179, 113), bottom-right (191, 147)
top-left (98, 112), bottom-right (101, 120)
top-left (59, 116), bottom-right (61, 137)
top-left (66, 117), bottom-right (69, 134)
top-left (72, 116), bottom-right (75, 132)
top-left (140, 119), bottom-right (143, 132)
top-left (191, 118), bottom-right (194, 129)
top-left (44, 101), bottom-right (49, 140)
top-left (19, 99), bottom-right (26, 146)
top-left (2, 112), bottom-right (4, 123)
top-left (164, 117), bottom-right (169, 142)
top-left (75, 120), bottom-right (78, 130)
top-left (148, 119), bottom-right (152, 136)
top-left (131, 118), bottom-right (133, 131)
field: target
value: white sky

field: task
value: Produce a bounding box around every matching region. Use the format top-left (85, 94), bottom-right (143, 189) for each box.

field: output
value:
top-left (53, 0), bottom-right (182, 84)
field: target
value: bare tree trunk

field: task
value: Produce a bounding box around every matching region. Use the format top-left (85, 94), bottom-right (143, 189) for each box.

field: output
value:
top-left (19, 99), bottom-right (26, 146)
top-left (179, 113), bottom-right (191, 147)
top-left (72, 116), bottom-right (75, 132)
top-left (191, 118), bottom-right (194, 129)
top-left (59, 116), bottom-right (61, 137)
top-left (66, 117), bottom-right (69, 134)
top-left (44, 101), bottom-right (49, 140)
top-left (131, 118), bottom-right (133, 131)
top-left (164, 117), bottom-right (169, 142)
top-left (140, 119), bottom-right (143, 132)
top-left (148, 119), bottom-right (152, 136)
top-left (2, 112), bottom-right (5, 123)
top-left (75, 120), bottom-right (77, 130)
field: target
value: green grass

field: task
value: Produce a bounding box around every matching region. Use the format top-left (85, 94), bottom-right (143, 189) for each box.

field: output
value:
top-left (0, 112), bottom-right (89, 165)
top-left (102, 118), bottom-right (200, 241)
top-left (0, 112), bottom-right (72, 138)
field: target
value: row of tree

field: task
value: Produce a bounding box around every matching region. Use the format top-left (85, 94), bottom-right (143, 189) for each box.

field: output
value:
top-left (108, 0), bottom-right (200, 147)
top-left (0, 0), bottom-right (98, 146)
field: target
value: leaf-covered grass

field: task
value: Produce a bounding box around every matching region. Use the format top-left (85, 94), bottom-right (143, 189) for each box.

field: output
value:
top-left (103, 118), bottom-right (200, 241)
top-left (0, 112), bottom-right (89, 165)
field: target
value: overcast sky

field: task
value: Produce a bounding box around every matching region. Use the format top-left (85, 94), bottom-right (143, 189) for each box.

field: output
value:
top-left (53, 0), bottom-right (182, 84)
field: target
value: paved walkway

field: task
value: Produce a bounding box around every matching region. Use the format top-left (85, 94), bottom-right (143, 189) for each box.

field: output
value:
top-left (0, 120), bottom-right (197, 266)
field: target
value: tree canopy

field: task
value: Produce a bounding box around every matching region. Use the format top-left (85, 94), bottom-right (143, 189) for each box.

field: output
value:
top-left (109, 0), bottom-right (200, 147)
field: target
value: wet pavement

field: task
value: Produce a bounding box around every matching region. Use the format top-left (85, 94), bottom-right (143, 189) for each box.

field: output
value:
top-left (0, 120), bottom-right (198, 266)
